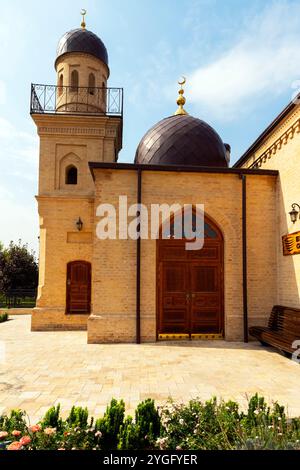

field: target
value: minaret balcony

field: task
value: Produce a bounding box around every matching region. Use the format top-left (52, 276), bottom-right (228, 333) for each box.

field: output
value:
top-left (30, 84), bottom-right (123, 117)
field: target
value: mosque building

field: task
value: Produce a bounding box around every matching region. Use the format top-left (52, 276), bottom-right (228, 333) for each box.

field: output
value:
top-left (30, 13), bottom-right (300, 343)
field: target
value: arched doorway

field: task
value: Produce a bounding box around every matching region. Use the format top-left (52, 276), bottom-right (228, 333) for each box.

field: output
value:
top-left (157, 212), bottom-right (224, 338)
top-left (66, 261), bottom-right (91, 314)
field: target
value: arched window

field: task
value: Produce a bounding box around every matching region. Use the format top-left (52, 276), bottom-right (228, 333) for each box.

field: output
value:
top-left (88, 73), bottom-right (96, 95)
top-left (70, 70), bottom-right (79, 92)
top-left (65, 165), bottom-right (78, 185)
top-left (58, 73), bottom-right (63, 96)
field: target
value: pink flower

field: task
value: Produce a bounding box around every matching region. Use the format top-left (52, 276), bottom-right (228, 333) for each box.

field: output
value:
top-left (44, 427), bottom-right (56, 435)
top-left (58, 448), bottom-right (65, 450)
top-left (7, 441), bottom-right (22, 450)
top-left (19, 436), bottom-right (31, 446)
top-left (0, 431), bottom-right (8, 439)
top-left (29, 424), bottom-right (41, 433)
top-left (12, 430), bottom-right (22, 437)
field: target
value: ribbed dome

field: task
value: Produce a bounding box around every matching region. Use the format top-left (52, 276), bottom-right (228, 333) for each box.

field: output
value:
top-left (55, 28), bottom-right (108, 67)
top-left (135, 115), bottom-right (228, 167)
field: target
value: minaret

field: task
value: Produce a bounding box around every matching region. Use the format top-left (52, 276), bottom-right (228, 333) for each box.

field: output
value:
top-left (30, 12), bottom-right (123, 331)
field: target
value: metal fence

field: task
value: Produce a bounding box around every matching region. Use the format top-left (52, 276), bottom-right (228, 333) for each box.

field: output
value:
top-left (0, 289), bottom-right (37, 309)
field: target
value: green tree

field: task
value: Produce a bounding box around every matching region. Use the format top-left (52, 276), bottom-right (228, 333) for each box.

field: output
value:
top-left (0, 240), bottom-right (38, 294)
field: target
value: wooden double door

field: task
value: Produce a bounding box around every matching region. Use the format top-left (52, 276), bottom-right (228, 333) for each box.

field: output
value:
top-left (157, 220), bottom-right (224, 336)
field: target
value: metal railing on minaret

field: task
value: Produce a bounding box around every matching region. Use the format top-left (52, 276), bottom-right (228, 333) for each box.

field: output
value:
top-left (30, 84), bottom-right (123, 117)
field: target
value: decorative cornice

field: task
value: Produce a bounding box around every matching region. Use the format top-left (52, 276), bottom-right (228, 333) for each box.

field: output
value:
top-left (250, 117), bottom-right (300, 169)
top-left (38, 127), bottom-right (105, 136)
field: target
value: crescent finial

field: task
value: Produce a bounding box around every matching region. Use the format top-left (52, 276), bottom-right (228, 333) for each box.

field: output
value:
top-left (178, 76), bottom-right (186, 86)
top-left (175, 76), bottom-right (188, 115)
top-left (81, 9), bottom-right (87, 29)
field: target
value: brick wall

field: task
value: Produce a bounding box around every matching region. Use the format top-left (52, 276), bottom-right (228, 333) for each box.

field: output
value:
top-left (239, 105), bottom-right (300, 308)
top-left (88, 169), bottom-right (277, 343)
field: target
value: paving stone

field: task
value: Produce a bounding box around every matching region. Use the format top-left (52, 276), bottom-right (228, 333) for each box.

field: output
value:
top-left (0, 315), bottom-right (300, 421)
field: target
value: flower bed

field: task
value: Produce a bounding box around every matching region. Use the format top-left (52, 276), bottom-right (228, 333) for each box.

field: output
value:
top-left (0, 395), bottom-right (300, 450)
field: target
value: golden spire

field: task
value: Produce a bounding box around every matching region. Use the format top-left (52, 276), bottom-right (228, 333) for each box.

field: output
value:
top-left (174, 76), bottom-right (188, 115)
top-left (81, 9), bottom-right (87, 29)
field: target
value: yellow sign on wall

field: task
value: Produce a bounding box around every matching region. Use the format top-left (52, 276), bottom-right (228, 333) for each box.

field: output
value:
top-left (282, 231), bottom-right (300, 256)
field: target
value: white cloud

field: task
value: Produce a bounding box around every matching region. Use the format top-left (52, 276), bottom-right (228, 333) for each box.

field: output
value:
top-left (188, 1), bottom-right (300, 120)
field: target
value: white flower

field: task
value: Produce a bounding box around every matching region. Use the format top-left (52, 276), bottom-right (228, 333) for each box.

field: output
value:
top-left (179, 419), bottom-right (184, 425)
top-left (254, 409), bottom-right (260, 415)
top-left (156, 437), bottom-right (168, 450)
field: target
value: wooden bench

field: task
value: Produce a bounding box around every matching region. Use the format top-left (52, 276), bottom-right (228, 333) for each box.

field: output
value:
top-left (249, 305), bottom-right (300, 355)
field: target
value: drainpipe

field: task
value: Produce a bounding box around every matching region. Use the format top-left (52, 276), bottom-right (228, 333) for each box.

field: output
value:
top-left (241, 174), bottom-right (248, 342)
top-left (136, 168), bottom-right (142, 344)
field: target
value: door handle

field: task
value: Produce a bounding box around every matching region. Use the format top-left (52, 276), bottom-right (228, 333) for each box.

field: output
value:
top-left (186, 293), bottom-right (191, 301)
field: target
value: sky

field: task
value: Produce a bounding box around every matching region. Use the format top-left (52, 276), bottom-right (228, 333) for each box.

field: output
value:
top-left (0, 0), bottom-right (300, 253)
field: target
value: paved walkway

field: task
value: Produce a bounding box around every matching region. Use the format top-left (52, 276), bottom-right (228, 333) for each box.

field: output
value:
top-left (0, 315), bottom-right (299, 423)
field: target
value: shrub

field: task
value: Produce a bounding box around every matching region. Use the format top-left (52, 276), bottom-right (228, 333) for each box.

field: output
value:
top-left (117, 399), bottom-right (161, 450)
top-left (67, 406), bottom-right (89, 428)
top-left (118, 416), bottom-right (141, 450)
top-left (40, 404), bottom-right (63, 431)
top-left (157, 395), bottom-right (300, 450)
top-left (0, 313), bottom-right (8, 323)
top-left (0, 410), bottom-right (27, 434)
top-left (95, 398), bottom-right (125, 450)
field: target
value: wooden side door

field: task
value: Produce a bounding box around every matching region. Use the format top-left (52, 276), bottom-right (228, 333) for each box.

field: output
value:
top-left (66, 261), bottom-right (91, 314)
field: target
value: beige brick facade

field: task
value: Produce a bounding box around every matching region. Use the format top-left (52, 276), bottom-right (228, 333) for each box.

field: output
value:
top-left (87, 169), bottom-right (277, 343)
top-left (238, 104), bottom-right (300, 308)
top-left (31, 105), bottom-right (122, 331)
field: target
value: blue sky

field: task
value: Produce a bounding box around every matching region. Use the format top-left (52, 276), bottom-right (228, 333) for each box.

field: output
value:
top-left (1, 0), bottom-right (300, 252)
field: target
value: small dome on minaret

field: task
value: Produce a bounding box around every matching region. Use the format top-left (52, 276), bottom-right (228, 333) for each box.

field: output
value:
top-left (55, 10), bottom-right (109, 68)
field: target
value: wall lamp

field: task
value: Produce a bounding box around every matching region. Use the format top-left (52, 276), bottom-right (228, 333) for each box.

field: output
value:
top-left (76, 217), bottom-right (83, 231)
top-left (289, 203), bottom-right (300, 224)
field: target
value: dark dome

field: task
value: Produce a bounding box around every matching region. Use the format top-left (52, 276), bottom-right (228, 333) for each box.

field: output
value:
top-left (135, 115), bottom-right (228, 167)
top-left (55, 28), bottom-right (108, 67)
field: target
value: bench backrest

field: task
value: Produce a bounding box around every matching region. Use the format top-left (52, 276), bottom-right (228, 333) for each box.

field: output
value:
top-left (268, 305), bottom-right (300, 337)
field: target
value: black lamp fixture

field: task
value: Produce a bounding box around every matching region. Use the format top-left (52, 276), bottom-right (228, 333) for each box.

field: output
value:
top-left (76, 217), bottom-right (83, 231)
top-left (289, 203), bottom-right (300, 224)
